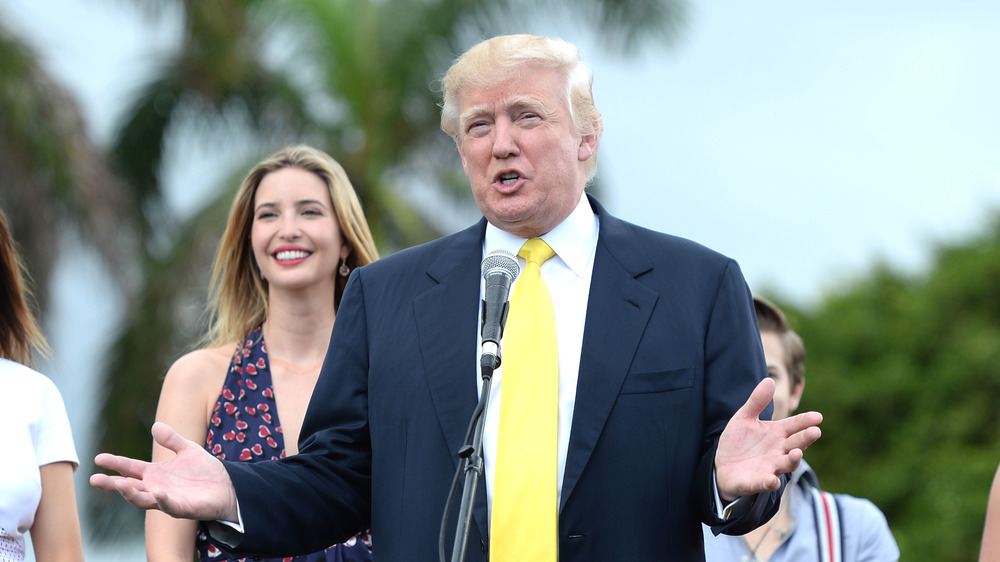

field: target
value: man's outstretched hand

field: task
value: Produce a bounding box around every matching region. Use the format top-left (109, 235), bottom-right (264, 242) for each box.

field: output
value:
top-left (90, 422), bottom-right (239, 523)
top-left (715, 378), bottom-right (823, 502)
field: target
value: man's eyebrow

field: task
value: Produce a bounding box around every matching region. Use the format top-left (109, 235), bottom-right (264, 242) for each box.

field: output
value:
top-left (460, 104), bottom-right (492, 124)
top-left (460, 96), bottom-right (552, 123)
top-left (504, 95), bottom-right (548, 112)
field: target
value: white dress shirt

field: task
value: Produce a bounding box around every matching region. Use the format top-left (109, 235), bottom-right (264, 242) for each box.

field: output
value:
top-left (479, 193), bottom-right (599, 512)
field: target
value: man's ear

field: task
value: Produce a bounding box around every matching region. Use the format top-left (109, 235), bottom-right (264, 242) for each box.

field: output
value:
top-left (577, 133), bottom-right (598, 162)
top-left (789, 379), bottom-right (805, 413)
top-left (456, 140), bottom-right (469, 174)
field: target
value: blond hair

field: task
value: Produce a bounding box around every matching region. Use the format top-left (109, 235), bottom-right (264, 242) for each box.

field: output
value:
top-left (440, 34), bottom-right (604, 182)
top-left (203, 145), bottom-right (379, 349)
top-left (0, 207), bottom-right (50, 366)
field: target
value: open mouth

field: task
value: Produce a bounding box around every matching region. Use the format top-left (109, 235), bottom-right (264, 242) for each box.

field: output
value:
top-left (498, 172), bottom-right (520, 185)
top-left (274, 250), bottom-right (311, 261)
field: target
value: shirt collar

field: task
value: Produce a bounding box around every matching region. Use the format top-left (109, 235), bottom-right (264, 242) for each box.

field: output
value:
top-left (483, 193), bottom-right (599, 278)
top-left (790, 459), bottom-right (816, 488)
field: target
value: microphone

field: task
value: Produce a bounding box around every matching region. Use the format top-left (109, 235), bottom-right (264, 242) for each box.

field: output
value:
top-left (480, 249), bottom-right (520, 375)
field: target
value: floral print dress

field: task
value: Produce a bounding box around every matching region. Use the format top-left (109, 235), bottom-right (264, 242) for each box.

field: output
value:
top-left (196, 327), bottom-right (373, 562)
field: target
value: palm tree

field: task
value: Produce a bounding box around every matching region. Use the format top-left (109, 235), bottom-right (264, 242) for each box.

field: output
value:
top-left (0, 19), bottom-right (135, 307)
top-left (91, 0), bottom-right (688, 536)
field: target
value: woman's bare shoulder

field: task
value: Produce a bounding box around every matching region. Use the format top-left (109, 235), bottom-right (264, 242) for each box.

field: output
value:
top-left (164, 344), bottom-right (237, 388)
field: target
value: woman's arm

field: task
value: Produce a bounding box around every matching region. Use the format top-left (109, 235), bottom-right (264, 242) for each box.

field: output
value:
top-left (31, 461), bottom-right (85, 562)
top-left (145, 348), bottom-right (229, 562)
top-left (981, 464), bottom-right (1000, 561)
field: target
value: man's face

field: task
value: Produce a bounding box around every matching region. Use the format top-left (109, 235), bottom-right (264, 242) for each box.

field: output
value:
top-left (454, 65), bottom-right (598, 238)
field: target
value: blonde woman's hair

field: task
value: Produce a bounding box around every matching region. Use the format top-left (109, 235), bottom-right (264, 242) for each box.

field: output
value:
top-left (203, 145), bottom-right (379, 349)
top-left (439, 34), bottom-right (604, 182)
top-left (0, 207), bottom-right (50, 366)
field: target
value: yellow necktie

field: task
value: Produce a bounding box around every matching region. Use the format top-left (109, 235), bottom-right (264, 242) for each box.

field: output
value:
top-left (491, 238), bottom-right (559, 561)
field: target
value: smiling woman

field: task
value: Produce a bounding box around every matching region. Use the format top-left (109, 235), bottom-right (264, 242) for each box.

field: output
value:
top-left (251, 167), bottom-right (351, 296)
top-left (144, 145), bottom-right (380, 562)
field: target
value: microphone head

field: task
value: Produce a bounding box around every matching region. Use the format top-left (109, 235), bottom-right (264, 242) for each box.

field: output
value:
top-left (481, 249), bottom-right (520, 281)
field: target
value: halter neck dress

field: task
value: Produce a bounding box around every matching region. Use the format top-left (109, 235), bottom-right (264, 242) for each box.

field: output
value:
top-left (196, 327), bottom-right (373, 562)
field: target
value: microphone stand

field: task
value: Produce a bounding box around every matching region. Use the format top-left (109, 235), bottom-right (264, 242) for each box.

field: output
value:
top-left (440, 347), bottom-right (501, 562)
top-left (441, 252), bottom-right (516, 562)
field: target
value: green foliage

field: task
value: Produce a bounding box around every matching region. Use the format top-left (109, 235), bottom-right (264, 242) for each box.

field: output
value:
top-left (768, 215), bottom-right (1000, 561)
top-left (88, 185), bottom-right (235, 538)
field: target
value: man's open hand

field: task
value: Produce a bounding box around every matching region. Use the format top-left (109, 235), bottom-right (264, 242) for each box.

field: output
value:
top-left (715, 378), bottom-right (823, 502)
top-left (90, 422), bottom-right (239, 523)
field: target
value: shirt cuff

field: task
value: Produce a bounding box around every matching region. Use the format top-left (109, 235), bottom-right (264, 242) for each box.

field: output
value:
top-left (206, 502), bottom-right (245, 547)
top-left (712, 468), bottom-right (738, 520)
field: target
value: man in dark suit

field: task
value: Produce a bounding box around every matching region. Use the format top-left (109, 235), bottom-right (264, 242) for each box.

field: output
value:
top-left (92, 34), bottom-right (822, 561)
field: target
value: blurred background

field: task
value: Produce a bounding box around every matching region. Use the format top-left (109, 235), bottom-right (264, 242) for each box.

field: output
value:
top-left (1, 0), bottom-right (998, 560)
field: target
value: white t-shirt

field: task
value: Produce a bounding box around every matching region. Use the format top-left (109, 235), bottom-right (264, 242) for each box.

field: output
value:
top-left (0, 358), bottom-right (79, 561)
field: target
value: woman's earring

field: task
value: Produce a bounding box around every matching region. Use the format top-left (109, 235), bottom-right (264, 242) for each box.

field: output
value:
top-left (339, 258), bottom-right (351, 277)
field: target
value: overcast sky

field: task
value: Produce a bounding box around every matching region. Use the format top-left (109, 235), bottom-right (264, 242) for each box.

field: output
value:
top-left (583, 2), bottom-right (1000, 304)
top-left (3, 1), bottom-right (999, 559)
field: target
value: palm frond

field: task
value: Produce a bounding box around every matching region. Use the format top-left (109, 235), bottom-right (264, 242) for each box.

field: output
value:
top-left (0, 18), bottom-right (136, 307)
top-left (88, 179), bottom-right (236, 537)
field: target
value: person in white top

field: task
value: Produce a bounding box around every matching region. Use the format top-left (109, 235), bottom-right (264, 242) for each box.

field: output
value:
top-left (0, 207), bottom-right (84, 562)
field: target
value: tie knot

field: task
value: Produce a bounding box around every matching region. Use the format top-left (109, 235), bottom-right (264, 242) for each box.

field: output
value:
top-left (519, 238), bottom-right (556, 267)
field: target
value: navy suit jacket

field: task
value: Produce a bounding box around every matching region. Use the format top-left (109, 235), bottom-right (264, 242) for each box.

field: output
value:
top-left (223, 196), bottom-right (777, 561)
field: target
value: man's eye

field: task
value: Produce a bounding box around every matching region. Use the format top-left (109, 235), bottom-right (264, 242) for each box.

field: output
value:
top-left (467, 122), bottom-right (489, 136)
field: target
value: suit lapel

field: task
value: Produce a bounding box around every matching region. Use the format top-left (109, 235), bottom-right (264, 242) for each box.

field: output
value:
top-left (412, 220), bottom-right (491, 538)
top-left (411, 205), bottom-right (659, 528)
top-left (560, 199), bottom-right (659, 510)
